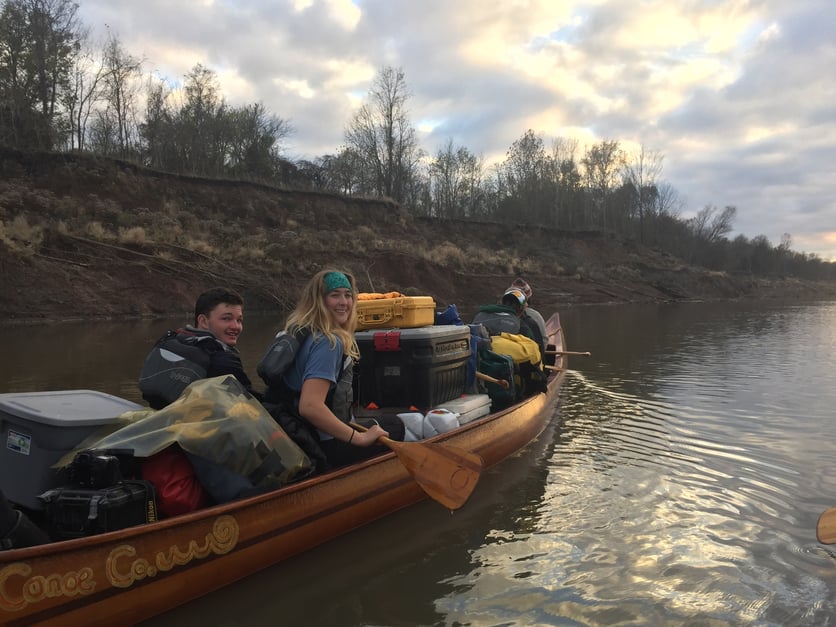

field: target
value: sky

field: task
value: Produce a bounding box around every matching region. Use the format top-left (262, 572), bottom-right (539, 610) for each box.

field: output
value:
top-left (75, 0), bottom-right (836, 261)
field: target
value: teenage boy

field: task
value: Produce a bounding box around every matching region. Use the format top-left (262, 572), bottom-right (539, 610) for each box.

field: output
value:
top-left (189, 287), bottom-right (256, 389)
top-left (139, 287), bottom-right (261, 409)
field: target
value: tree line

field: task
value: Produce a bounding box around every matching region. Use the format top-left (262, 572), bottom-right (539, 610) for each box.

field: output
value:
top-left (1, 0), bottom-right (833, 281)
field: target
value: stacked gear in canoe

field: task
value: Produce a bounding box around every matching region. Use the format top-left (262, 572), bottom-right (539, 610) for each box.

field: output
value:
top-left (478, 332), bottom-right (548, 410)
top-left (491, 333), bottom-right (548, 399)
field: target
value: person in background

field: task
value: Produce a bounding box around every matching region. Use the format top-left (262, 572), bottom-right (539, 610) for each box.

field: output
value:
top-left (509, 277), bottom-right (548, 351)
top-left (501, 287), bottom-right (546, 359)
top-left (472, 286), bottom-right (535, 340)
top-left (263, 269), bottom-right (389, 471)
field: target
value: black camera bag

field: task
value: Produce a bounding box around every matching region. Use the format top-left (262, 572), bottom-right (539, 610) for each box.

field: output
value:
top-left (39, 480), bottom-right (157, 540)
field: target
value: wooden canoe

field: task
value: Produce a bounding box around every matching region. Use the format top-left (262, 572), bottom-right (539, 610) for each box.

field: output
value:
top-left (0, 314), bottom-right (567, 626)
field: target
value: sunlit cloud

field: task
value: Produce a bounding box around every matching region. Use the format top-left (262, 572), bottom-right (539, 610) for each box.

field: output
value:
top-left (742, 123), bottom-right (795, 144)
top-left (325, 0), bottom-right (362, 30)
top-left (322, 59), bottom-right (376, 89)
top-left (273, 78), bottom-right (316, 99)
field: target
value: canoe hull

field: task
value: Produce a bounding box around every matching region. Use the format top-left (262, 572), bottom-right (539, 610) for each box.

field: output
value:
top-left (1, 315), bottom-right (566, 626)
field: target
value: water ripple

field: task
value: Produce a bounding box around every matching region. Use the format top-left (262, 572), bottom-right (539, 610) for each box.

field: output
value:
top-left (437, 357), bottom-right (836, 626)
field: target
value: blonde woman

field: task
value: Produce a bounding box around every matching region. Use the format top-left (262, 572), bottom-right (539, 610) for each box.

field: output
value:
top-left (263, 269), bottom-right (388, 470)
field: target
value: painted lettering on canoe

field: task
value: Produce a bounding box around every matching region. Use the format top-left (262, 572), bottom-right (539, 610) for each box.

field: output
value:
top-left (0, 515), bottom-right (239, 612)
top-left (107, 515), bottom-right (239, 587)
top-left (0, 562), bottom-right (95, 612)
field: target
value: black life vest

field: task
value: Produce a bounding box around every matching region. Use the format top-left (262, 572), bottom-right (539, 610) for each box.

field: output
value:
top-left (138, 329), bottom-right (224, 409)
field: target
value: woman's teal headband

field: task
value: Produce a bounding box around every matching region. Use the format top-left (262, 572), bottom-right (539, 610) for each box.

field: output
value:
top-left (324, 271), bottom-right (351, 292)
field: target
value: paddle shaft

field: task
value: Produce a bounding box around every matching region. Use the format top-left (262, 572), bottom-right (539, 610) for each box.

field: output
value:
top-left (546, 350), bottom-right (591, 357)
top-left (475, 370), bottom-right (509, 389)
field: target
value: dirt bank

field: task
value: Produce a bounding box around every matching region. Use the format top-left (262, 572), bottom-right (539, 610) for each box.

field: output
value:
top-left (1, 148), bottom-right (833, 323)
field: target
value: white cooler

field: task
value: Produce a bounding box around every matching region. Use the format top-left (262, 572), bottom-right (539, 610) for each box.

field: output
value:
top-left (431, 393), bottom-right (492, 425)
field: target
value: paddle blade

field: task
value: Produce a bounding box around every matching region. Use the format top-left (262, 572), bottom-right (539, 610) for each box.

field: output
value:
top-left (817, 507), bottom-right (836, 544)
top-left (383, 438), bottom-right (483, 510)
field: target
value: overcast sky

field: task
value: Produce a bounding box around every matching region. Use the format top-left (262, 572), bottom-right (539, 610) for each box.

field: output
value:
top-left (76, 0), bottom-right (836, 261)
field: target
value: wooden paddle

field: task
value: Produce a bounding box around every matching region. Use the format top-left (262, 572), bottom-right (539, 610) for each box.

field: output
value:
top-left (546, 350), bottom-right (591, 357)
top-left (351, 423), bottom-right (483, 510)
top-left (475, 370), bottom-right (509, 389)
top-left (817, 507), bottom-right (836, 544)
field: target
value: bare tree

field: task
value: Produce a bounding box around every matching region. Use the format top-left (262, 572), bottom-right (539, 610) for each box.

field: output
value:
top-left (705, 205), bottom-right (737, 243)
top-left (99, 31), bottom-right (142, 156)
top-left (548, 136), bottom-right (581, 228)
top-left (315, 147), bottom-right (365, 195)
top-left (62, 31), bottom-right (104, 150)
top-left (623, 145), bottom-right (663, 243)
top-left (688, 205), bottom-right (737, 243)
top-left (582, 140), bottom-right (624, 233)
top-left (139, 65), bottom-right (293, 181)
top-left (654, 181), bottom-right (682, 218)
top-left (429, 138), bottom-right (483, 219)
top-left (226, 101), bottom-right (293, 179)
top-left (686, 203), bottom-right (737, 266)
top-left (180, 63), bottom-right (225, 175)
top-left (344, 66), bottom-right (422, 203)
top-left (649, 181), bottom-right (684, 246)
top-left (779, 232), bottom-right (792, 252)
top-left (502, 129), bottom-right (548, 223)
top-left (750, 234), bottom-right (774, 274)
top-left (140, 75), bottom-right (174, 168)
top-left (0, 0), bottom-right (36, 146)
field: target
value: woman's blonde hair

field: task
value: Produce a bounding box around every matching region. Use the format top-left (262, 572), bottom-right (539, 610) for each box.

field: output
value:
top-left (284, 269), bottom-right (360, 360)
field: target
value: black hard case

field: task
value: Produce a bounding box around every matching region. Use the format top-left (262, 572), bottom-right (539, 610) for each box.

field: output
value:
top-left (39, 480), bottom-right (157, 540)
top-left (354, 325), bottom-right (471, 410)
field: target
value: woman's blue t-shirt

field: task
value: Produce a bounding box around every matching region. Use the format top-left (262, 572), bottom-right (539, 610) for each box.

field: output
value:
top-left (282, 332), bottom-right (343, 440)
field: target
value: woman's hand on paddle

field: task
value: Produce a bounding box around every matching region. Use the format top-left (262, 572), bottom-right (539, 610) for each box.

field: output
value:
top-left (355, 424), bottom-right (388, 446)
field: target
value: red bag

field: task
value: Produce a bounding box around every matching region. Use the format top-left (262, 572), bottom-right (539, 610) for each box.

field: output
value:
top-left (142, 445), bottom-right (209, 518)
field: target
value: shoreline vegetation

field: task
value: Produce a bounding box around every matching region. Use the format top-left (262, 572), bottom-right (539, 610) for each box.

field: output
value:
top-left (1, 148), bottom-right (835, 325)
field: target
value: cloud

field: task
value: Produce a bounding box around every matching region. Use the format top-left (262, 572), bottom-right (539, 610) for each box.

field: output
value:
top-left (74, 0), bottom-right (836, 260)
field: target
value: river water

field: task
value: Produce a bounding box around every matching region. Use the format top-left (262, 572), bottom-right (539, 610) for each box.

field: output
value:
top-left (2, 299), bottom-right (836, 626)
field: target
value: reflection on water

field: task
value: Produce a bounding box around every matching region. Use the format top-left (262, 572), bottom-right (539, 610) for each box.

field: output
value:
top-left (3, 301), bottom-right (836, 625)
top-left (436, 301), bottom-right (836, 626)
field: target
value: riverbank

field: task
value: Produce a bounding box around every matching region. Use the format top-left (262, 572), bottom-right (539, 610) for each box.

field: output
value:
top-left (2, 148), bottom-right (834, 323)
top-left (4, 228), bottom-right (832, 325)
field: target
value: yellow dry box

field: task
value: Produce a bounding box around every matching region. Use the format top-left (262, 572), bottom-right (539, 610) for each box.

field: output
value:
top-left (356, 295), bottom-right (435, 330)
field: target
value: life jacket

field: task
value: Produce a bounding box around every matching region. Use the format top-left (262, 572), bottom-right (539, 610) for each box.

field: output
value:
top-left (258, 328), bottom-right (352, 473)
top-left (472, 304), bottom-right (521, 336)
top-left (138, 329), bottom-right (225, 409)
